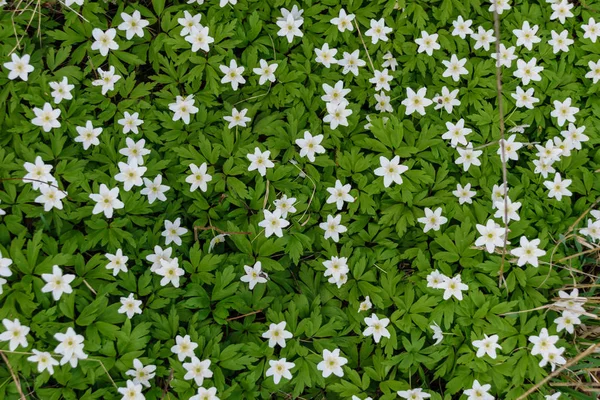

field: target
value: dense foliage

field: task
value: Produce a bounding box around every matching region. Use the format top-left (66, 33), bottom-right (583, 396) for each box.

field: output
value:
top-left (0, 0), bottom-right (599, 399)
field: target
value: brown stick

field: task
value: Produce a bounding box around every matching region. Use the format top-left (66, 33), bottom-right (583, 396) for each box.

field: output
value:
top-left (492, 7), bottom-right (509, 289)
top-left (226, 309), bottom-right (262, 321)
top-left (0, 351), bottom-right (26, 400)
top-left (0, 177), bottom-right (74, 201)
top-left (193, 226), bottom-right (251, 242)
top-left (516, 343), bottom-right (600, 400)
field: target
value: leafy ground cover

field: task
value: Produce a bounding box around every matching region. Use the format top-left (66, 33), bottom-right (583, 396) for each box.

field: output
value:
top-left (0, 0), bottom-right (599, 399)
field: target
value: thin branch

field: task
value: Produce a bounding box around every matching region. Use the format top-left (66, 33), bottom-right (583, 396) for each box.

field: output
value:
top-left (226, 309), bottom-right (262, 321)
top-left (516, 343), bottom-right (600, 400)
top-left (353, 19), bottom-right (375, 73)
top-left (193, 226), bottom-right (251, 242)
top-left (0, 351), bottom-right (26, 400)
top-left (492, 6), bottom-right (508, 289)
top-left (0, 177), bottom-right (73, 201)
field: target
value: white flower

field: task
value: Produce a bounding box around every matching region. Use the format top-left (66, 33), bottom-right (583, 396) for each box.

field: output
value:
top-left (472, 334), bottom-right (502, 359)
top-left (374, 91), bottom-right (393, 113)
top-left (91, 28), bottom-right (119, 56)
top-left (41, 265), bottom-right (74, 300)
top-left (247, 148), bottom-right (274, 176)
top-left (92, 66), bottom-right (121, 95)
top-left (185, 26), bottom-right (214, 52)
top-left (364, 18), bottom-right (392, 44)
top-left (494, 197), bottom-right (521, 223)
top-left (240, 261), bottom-right (268, 290)
top-left (545, 394), bottom-right (561, 400)
top-left (415, 31), bottom-right (440, 56)
top-left (219, 0), bottom-right (237, 7)
top-left (157, 258), bottom-right (184, 288)
top-left (0, 201), bottom-right (5, 216)
top-left (54, 327), bottom-right (87, 367)
top-left (513, 21), bottom-right (540, 51)
top-left (75, 120), bottom-right (103, 150)
top-left (471, 26), bottom-right (496, 51)
top-left (324, 102), bottom-right (352, 129)
top-left (433, 87), bottom-right (460, 113)
top-left (146, 245), bottom-right (173, 272)
top-left (553, 137), bottom-right (572, 158)
top-left (512, 86), bottom-right (539, 109)
top-left (330, 8), bottom-right (354, 32)
top-left (186, 163), bottom-right (212, 192)
top-left (35, 184), bottom-right (67, 212)
top-left (491, 43), bottom-right (517, 68)
top-left (118, 11), bottom-right (149, 40)
top-left (464, 380), bottom-right (494, 400)
top-left (508, 124), bottom-right (530, 134)
top-left (359, 296), bottom-right (372, 312)
top-left (126, 359), bottom-right (156, 388)
top-left (105, 249), bottom-right (129, 276)
top-left (208, 235), bottom-right (227, 252)
top-left (551, 98), bottom-right (578, 127)
top-left (141, 175), bottom-right (169, 204)
top-left (540, 346), bottom-right (566, 370)
top-left (511, 237), bottom-right (546, 267)
top-left (119, 138), bottom-right (150, 165)
top-left (382, 52), bottom-right (398, 71)
top-left (475, 219), bottom-right (506, 253)
top-left (169, 95), bottom-right (198, 124)
top-left (89, 184), bottom-right (124, 218)
top-left (582, 17), bottom-right (600, 43)
top-left (171, 335), bottom-right (198, 361)
top-left (118, 111), bottom-right (144, 134)
top-left (402, 87), bottom-right (432, 116)
top-left (338, 50), bottom-right (366, 76)
top-left (514, 58), bottom-right (543, 85)
top-left (0, 251), bottom-right (12, 278)
top-left (427, 270), bottom-right (447, 289)
top-left (118, 380), bottom-right (144, 400)
top-left (252, 59), bottom-right (277, 84)
top-left (258, 209), bottom-right (289, 238)
top-left (224, 107), bottom-right (251, 129)
top-left (319, 214), bottom-right (347, 242)
top-left (183, 357), bottom-right (213, 386)
top-left (544, 173), bottom-right (572, 201)
top-left (262, 321), bottom-right (293, 348)
top-left (529, 328), bottom-right (559, 358)
top-left (492, 184), bottom-right (509, 204)
top-left (451, 16), bottom-right (473, 39)
top-left (397, 388), bottom-right (431, 399)
top-left (548, 30), bottom-right (573, 54)
top-left (49, 77), bottom-right (74, 104)
top-left (536, 139), bottom-right (562, 164)
top-left (560, 123), bottom-right (588, 150)
top-left (374, 156), bottom-right (408, 187)
top-left (430, 322), bottom-right (444, 345)
top-left (27, 350), bottom-right (59, 375)
top-left (317, 349), bottom-right (347, 378)
top-left (533, 159), bottom-right (556, 178)
top-left (555, 289), bottom-right (586, 315)
top-left (4, 53), bottom-right (34, 81)
top-left (453, 183), bottom-right (476, 205)
top-left (455, 143), bottom-right (482, 171)
top-left (276, 14), bottom-right (303, 43)
top-left (442, 119), bottom-right (471, 147)
top-left (115, 160), bottom-right (147, 192)
top-left (363, 314), bottom-right (390, 343)
top-left (178, 10), bottom-right (202, 37)
top-left (323, 255), bottom-right (349, 282)
top-left (190, 387), bottom-right (219, 400)
top-left (417, 207), bottom-right (447, 233)
top-left (439, 274), bottom-right (469, 301)
top-left (64, 0), bottom-right (84, 5)
top-left (295, 131), bottom-right (325, 162)
top-left (162, 218), bottom-right (188, 246)
top-left (580, 218), bottom-right (600, 241)
top-left (314, 43), bottom-right (338, 68)
top-left (119, 293), bottom-right (143, 319)
top-left (489, 0), bottom-right (511, 14)
top-left (586, 60), bottom-right (600, 84)
top-left (31, 102), bottom-right (61, 132)
top-left (550, 0), bottom-right (574, 24)
top-left (326, 180), bottom-right (354, 210)
top-left (442, 54), bottom-right (468, 82)
top-left (369, 69), bottom-right (393, 92)
top-left (274, 195), bottom-right (296, 218)
top-left (0, 319), bottom-right (29, 351)
top-left (266, 358), bottom-right (295, 384)
top-left (554, 311), bottom-right (581, 334)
